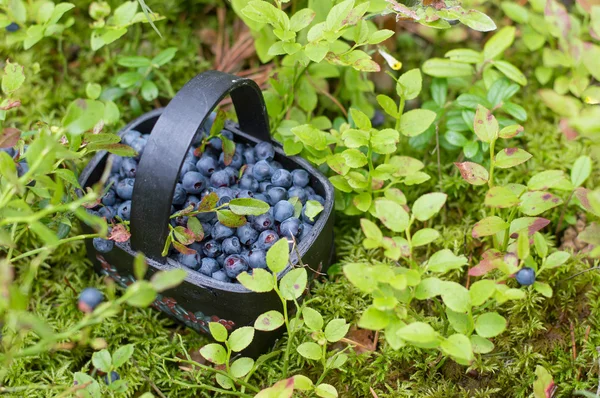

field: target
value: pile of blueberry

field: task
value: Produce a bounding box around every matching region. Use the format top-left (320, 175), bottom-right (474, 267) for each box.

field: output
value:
top-left (89, 119), bottom-right (325, 284)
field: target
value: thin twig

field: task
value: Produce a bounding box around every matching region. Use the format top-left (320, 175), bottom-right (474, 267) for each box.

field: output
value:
top-left (305, 75), bottom-right (348, 118)
top-left (570, 320), bottom-right (577, 361)
top-left (370, 387), bottom-right (379, 398)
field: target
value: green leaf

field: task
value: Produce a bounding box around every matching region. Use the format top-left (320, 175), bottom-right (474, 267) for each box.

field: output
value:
top-left (533, 281), bottom-right (552, 298)
top-left (528, 170), bottom-right (570, 191)
top-left (150, 269), bottom-right (187, 292)
top-left (472, 216), bottom-right (509, 238)
top-left (494, 60), bottom-right (527, 85)
top-left (86, 83), bottom-right (102, 100)
top-left (445, 49), bottom-right (483, 64)
top-left (237, 269), bottom-right (274, 293)
top-left (368, 29), bottom-right (394, 44)
top-left (454, 162), bottom-right (489, 186)
top-left (440, 334), bottom-right (473, 362)
top-left (228, 326), bottom-right (255, 352)
top-left (538, 89), bottom-right (582, 117)
top-left (483, 26), bottom-right (515, 60)
top-left (2, 61), bottom-right (25, 95)
top-left (228, 198), bottom-right (270, 216)
top-left (571, 156), bottom-right (592, 187)
top-left (230, 357), bottom-right (254, 379)
top-left (118, 56), bottom-right (151, 68)
top-left (217, 210), bottom-right (247, 228)
top-left (485, 186), bottom-right (520, 208)
top-left (303, 307), bottom-right (324, 331)
top-left (326, 0), bottom-right (354, 30)
top-left (297, 342), bottom-right (322, 360)
top-left (254, 310), bottom-right (284, 331)
top-left (324, 319), bottom-right (349, 342)
top-left (375, 199), bottom-right (409, 232)
top-left (441, 282), bottom-right (471, 313)
top-left (292, 375), bottom-right (314, 391)
top-left (397, 322), bottom-right (440, 344)
top-left (125, 281), bottom-right (157, 307)
top-left (543, 251), bottom-right (570, 269)
top-left (427, 250), bottom-right (468, 273)
top-left (92, 350), bottom-right (111, 372)
top-left (200, 343), bottom-right (227, 365)
top-left (62, 99), bottom-right (105, 135)
top-left (469, 280), bottom-right (497, 307)
top-left (397, 68), bottom-right (422, 100)
top-left (152, 47), bottom-right (177, 66)
top-left (533, 366), bottom-right (555, 398)
top-left (412, 193), bottom-right (447, 222)
top-left (341, 128), bottom-right (369, 148)
top-left (458, 9), bottom-right (496, 32)
top-left (495, 148), bottom-right (532, 168)
top-left (473, 105), bottom-right (498, 143)
top-left (341, 148), bottom-right (367, 168)
top-left (358, 306), bottom-right (390, 330)
top-left (141, 80), bottom-right (158, 101)
top-left (423, 59), bottom-right (474, 78)
top-left (376, 94), bottom-right (398, 118)
top-left (290, 8), bottom-right (315, 31)
top-left (501, 2), bottom-right (529, 23)
top-left (292, 124), bottom-right (329, 150)
top-left (399, 109), bottom-right (436, 137)
top-left (475, 312), bottom-right (506, 338)
top-left (349, 108), bottom-right (371, 130)
top-left (519, 191), bottom-right (563, 216)
top-left (209, 322), bottom-right (228, 342)
top-left (470, 335), bottom-right (495, 354)
top-left (411, 228), bottom-right (440, 247)
top-left (254, 378), bottom-right (295, 398)
top-left (370, 128), bottom-right (400, 154)
top-left (344, 263), bottom-right (377, 292)
top-left (266, 238), bottom-right (289, 273)
top-left (315, 383), bottom-right (338, 398)
top-left (499, 124), bottom-right (524, 139)
top-left (279, 268), bottom-right (307, 300)
top-left (112, 344), bottom-right (134, 368)
top-left (304, 41), bottom-right (329, 62)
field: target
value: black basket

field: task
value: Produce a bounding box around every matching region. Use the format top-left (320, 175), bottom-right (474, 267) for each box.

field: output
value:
top-left (78, 71), bottom-right (335, 356)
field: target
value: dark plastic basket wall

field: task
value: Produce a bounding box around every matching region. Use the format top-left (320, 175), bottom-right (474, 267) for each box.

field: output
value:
top-left (78, 71), bottom-right (335, 356)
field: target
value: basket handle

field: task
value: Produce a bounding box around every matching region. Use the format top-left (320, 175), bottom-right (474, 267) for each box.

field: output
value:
top-left (130, 71), bottom-right (271, 261)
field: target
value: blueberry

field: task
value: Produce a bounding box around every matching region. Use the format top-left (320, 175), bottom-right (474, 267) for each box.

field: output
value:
top-left (208, 137), bottom-right (222, 151)
top-left (300, 223), bottom-right (313, 241)
top-left (120, 158), bottom-right (137, 178)
top-left (371, 109), bottom-right (385, 127)
top-left (202, 112), bottom-right (217, 134)
top-left (202, 240), bottom-right (222, 258)
top-left (274, 200), bottom-right (295, 222)
top-left (212, 269), bottom-right (231, 283)
top-left (210, 170), bottom-right (231, 188)
top-left (93, 237), bottom-right (114, 253)
top-left (217, 195), bottom-right (231, 207)
top-left (243, 147), bottom-right (256, 164)
top-left (254, 193), bottom-right (269, 203)
top-left (109, 155), bottom-right (123, 174)
top-left (102, 190), bottom-right (117, 206)
top-left (78, 287), bottom-right (103, 312)
top-left (308, 194), bottom-right (325, 205)
top-left (117, 201), bottom-right (132, 220)
top-left (213, 222), bottom-right (234, 240)
top-left (172, 183), bottom-right (187, 205)
top-left (267, 187), bottom-right (288, 205)
top-left (216, 253), bottom-right (226, 266)
top-left (236, 190), bottom-right (254, 199)
top-left (255, 142), bottom-right (275, 161)
top-left (184, 195), bottom-right (201, 210)
top-left (183, 171), bottom-right (208, 194)
top-left (222, 237), bottom-right (242, 255)
top-left (130, 137), bottom-right (147, 158)
top-left (255, 230), bottom-right (279, 250)
top-left (122, 129), bottom-right (142, 146)
top-left (252, 212), bottom-right (274, 232)
top-left (216, 187), bottom-right (235, 199)
top-left (201, 222), bottom-right (213, 238)
top-left (199, 258), bottom-right (219, 276)
top-left (180, 161), bottom-right (197, 176)
top-left (288, 186), bottom-right (308, 204)
top-left (271, 169), bottom-right (293, 188)
top-left (5, 22), bottom-right (19, 32)
top-left (1, 147), bottom-right (15, 157)
top-left (259, 181), bottom-right (273, 193)
top-left (515, 267), bottom-right (536, 286)
top-left (177, 251), bottom-right (201, 270)
top-left (16, 161), bottom-right (28, 177)
top-left (98, 206), bottom-right (116, 220)
top-left (253, 160), bottom-right (272, 181)
top-left (292, 169), bottom-right (310, 187)
top-left (224, 254), bottom-right (248, 278)
top-left (302, 206), bottom-right (319, 225)
top-left (248, 250), bottom-right (267, 269)
top-left (236, 224), bottom-right (259, 245)
top-left (305, 186), bottom-right (315, 196)
top-left (224, 167), bottom-right (238, 184)
top-left (104, 371), bottom-right (120, 385)
top-left (196, 211), bottom-right (216, 223)
top-left (116, 178), bottom-right (135, 200)
top-left (107, 174), bottom-right (120, 190)
top-left (219, 151), bottom-right (243, 169)
top-left (270, 160), bottom-right (283, 170)
top-left (196, 155), bottom-right (217, 177)
top-left (239, 175), bottom-right (259, 191)
top-left (279, 217), bottom-right (303, 239)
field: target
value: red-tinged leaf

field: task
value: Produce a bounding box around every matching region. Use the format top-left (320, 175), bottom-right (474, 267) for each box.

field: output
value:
top-left (509, 217), bottom-right (551, 238)
top-left (187, 217), bottom-right (204, 242)
top-left (494, 148), bottom-right (532, 169)
top-left (199, 192), bottom-right (219, 212)
top-left (519, 191), bottom-right (563, 216)
top-left (498, 124), bottom-right (523, 139)
top-left (221, 136), bottom-right (235, 166)
top-left (454, 162), bottom-right (489, 186)
top-left (559, 119), bottom-right (578, 140)
top-left (473, 105), bottom-right (498, 143)
top-left (109, 224), bottom-right (131, 242)
top-left (238, 164), bottom-right (248, 179)
top-left (0, 128), bottom-right (20, 148)
top-left (209, 109), bottom-right (227, 137)
top-left (533, 365), bottom-right (556, 398)
top-left (172, 204), bottom-right (195, 217)
top-left (173, 241), bottom-right (196, 255)
top-left (544, 0), bottom-right (570, 39)
top-left (193, 145), bottom-right (204, 157)
top-left (0, 99), bottom-right (21, 110)
top-left (472, 216), bottom-right (509, 238)
top-left (173, 226), bottom-right (195, 245)
top-left (469, 249), bottom-right (502, 276)
top-left (387, 0), bottom-right (420, 20)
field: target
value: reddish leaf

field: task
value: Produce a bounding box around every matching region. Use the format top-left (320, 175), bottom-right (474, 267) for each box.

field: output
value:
top-left (0, 128), bottom-right (20, 148)
top-left (108, 224), bottom-right (131, 242)
top-left (221, 136), bottom-right (235, 166)
top-left (172, 204), bottom-right (195, 217)
top-left (509, 217), bottom-right (550, 238)
top-left (173, 241), bottom-right (196, 255)
top-left (454, 162), bottom-right (489, 186)
top-left (559, 119), bottom-right (578, 140)
top-left (469, 249), bottom-right (502, 276)
top-left (173, 226), bottom-right (195, 245)
top-left (198, 192), bottom-right (219, 212)
top-left (0, 99), bottom-right (21, 110)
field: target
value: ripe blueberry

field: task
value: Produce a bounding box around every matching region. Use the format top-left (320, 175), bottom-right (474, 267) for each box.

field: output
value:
top-left (224, 254), bottom-right (248, 278)
top-left (104, 371), bottom-right (120, 385)
top-left (308, 194), bottom-right (325, 205)
top-left (210, 170), bottom-right (230, 188)
top-left (252, 160), bottom-right (272, 181)
top-left (182, 171), bottom-right (207, 194)
top-left (213, 222), bottom-right (234, 240)
top-left (202, 240), bottom-right (222, 258)
top-left (78, 287), bottom-right (103, 312)
top-left (130, 137), bottom-right (147, 158)
top-left (102, 190), bottom-right (117, 206)
top-left (279, 217), bottom-right (303, 239)
top-left (119, 158), bottom-right (137, 178)
top-left (196, 155), bottom-right (217, 177)
top-left (172, 183), bottom-right (187, 205)
top-left (199, 258), bottom-right (220, 276)
top-left (122, 129), bottom-right (142, 146)
top-left (251, 212), bottom-right (274, 232)
top-left (300, 223), bottom-right (313, 241)
top-left (236, 224), bottom-right (259, 245)
top-left (239, 175), bottom-right (259, 191)
top-left (255, 230), bottom-right (279, 250)
top-left (98, 206), bottom-right (116, 220)
top-left (212, 270), bottom-right (231, 283)
top-left (93, 237), bottom-right (114, 253)
top-left (222, 237), bottom-right (242, 255)
top-left (109, 155), bottom-right (123, 174)
top-left (180, 160), bottom-right (197, 176)
top-left (117, 201), bottom-right (132, 220)
top-left (116, 178), bottom-right (134, 200)
top-left (177, 251), bottom-right (201, 270)
top-left (248, 250), bottom-right (267, 269)
top-left (288, 186), bottom-right (308, 204)
top-left (271, 169), bottom-right (292, 188)
top-left (515, 267), bottom-right (535, 286)
top-left (267, 187), bottom-right (287, 206)
top-left (273, 200), bottom-right (295, 222)
top-left (292, 169), bottom-right (309, 187)
top-left (254, 142), bottom-right (275, 161)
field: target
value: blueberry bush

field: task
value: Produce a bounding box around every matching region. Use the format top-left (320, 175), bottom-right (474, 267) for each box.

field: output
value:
top-left (0, 0), bottom-right (599, 397)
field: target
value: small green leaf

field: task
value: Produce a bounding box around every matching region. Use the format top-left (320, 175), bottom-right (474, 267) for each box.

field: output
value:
top-left (483, 26), bottom-right (515, 60)
top-left (229, 198), bottom-right (270, 216)
top-left (343, 263), bottom-right (377, 293)
top-left (376, 94), bottom-right (398, 118)
top-left (125, 281), bottom-right (157, 307)
top-left (399, 109), bottom-right (436, 137)
top-left (411, 228), bottom-right (440, 247)
top-left (315, 383), bottom-right (338, 398)
top-left (427, 250), bottom-right (468, 273)
top-left (112, 344), bottom-right (134, 368)
top-left (2, 61), bottom-right (25, 94)
top-left (266, 238), bottom-right (289, 273)
top-left (209, 322), bottom-right (228, 342)
top-left (237, 269), bottom-right (275, 293)
top-left (303, 307), bottom-right (324, 331)
top-left (475, 312), bottom-right (506, 338)
top-left (470, 335), bottom-right (494, 354)
top-left (473, 105), bottom-right (498, 143)
top-left (217, 210), bottom-right (247, 227)
top-left (150, 269), bottom-right (187, 292)
top-left (228, 326), bottom-right (255, 352)
top-left (519, 191), bottom-right (563, 216)
top-left (297, 342), bottom-right (322, 360)
top-left (358, 306), bottom-right (390, 330)
top-left (375, 199), bottom-right (409, 232)
top-left (92, 350), bottom-right (112, 372)
top-left (397, 322), bottom-right (440, 344)
top-left (571, 156), bottom-right (592, 187)
top-left (254, 310), bottom-right (284, 331)
top-left (543, 251), bottom-right (570, 269)
top-left (469, 280), bottom-right (496, 306)
top-left (495, 148), bottom-right (532, 169)
top-left (200, 343), bottom-right (227, 365)
top-left (324, 319), bottom-right (350, 342)
top-left (485, 186), bottom-right (520, 208)
top-left (454, 162), bottom-right (489, 186)
top-left (458, 9), bottom-right (497, 32)
top-left (279, 268), bottom-right (307, 300)
top-left (533, 281), bottom-right (553, 298)
top-left (397, 68), bottom-right (422, 100)
top-left (349, 108), bottom-right (371, 131)
top-left (412, 192), bottom-right (447, 222)
top-left (440, 334), bottom-right (473, 362)
top-left (230, 357), bottom-right (254, 379)
top-left (423, 58), bottom-right (474, 78)
top-left (304, 200), bottom-right (324, 221)
top-left (472, 216), bottom-right (509, 238)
